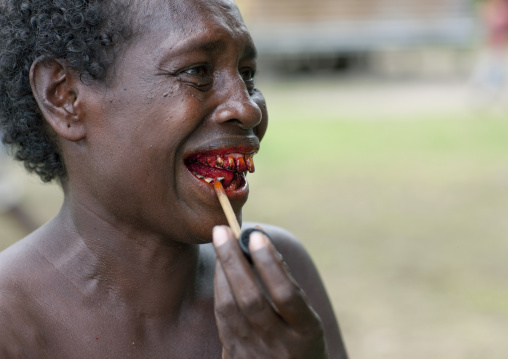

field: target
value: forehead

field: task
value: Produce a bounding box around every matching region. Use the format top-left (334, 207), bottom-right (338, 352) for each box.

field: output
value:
top-left (134, 0), bottom-right (249, 38)
top-left (125, 0), bottom-right (256, 65)
top-left (126, 0), bottom-right (254, 58)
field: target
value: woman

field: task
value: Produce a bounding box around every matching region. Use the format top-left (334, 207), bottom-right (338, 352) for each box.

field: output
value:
top-left (0, 0), bottom-right (348, 357)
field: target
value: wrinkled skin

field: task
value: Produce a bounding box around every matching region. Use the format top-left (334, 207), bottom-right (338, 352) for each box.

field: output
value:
top-left (0, 0), bottom-right (348, 358)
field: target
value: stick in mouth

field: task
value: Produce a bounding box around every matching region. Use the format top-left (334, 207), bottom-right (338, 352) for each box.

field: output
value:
top-left (213, 180), bottom-right (242, 239)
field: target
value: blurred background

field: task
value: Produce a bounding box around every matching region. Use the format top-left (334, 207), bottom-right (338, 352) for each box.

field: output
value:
top-left (2, 0), bottom-right (508, 357)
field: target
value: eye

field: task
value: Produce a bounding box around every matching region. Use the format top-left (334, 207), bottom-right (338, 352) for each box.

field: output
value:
top-left (240, 67), bottom-right (256, 91)
top-left (240, 68), bottom-right (256, 83)
top-left (184, 65), bottom-right (208, 77)
top-left (178, 64), bottom-right (213, 90)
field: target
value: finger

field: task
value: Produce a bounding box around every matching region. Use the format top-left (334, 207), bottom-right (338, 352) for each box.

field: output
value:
top-left (214, 259), bottom-right (251, 347)
top-left (213, 226), bottom-right (283, 331)
top-left (249, 231), bottom-right (321, 330)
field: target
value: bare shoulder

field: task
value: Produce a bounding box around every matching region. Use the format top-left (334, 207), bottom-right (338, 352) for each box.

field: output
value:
top-left (243, 223), bottom-right (318, 281)
top-left (0, 230), bottom-right (46, 287)
top-left (0, 285), bottom-right (41, 358)
top-left (0, 233), bottom-right (42, 297)
top-left (261, 225), bottom-right (308, 257)
top-left (0, 234), bottom-right (48, 356)
top-left (243, 223), bottom-right (349, 359)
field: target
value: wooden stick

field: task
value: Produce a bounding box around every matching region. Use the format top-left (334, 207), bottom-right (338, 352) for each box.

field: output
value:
top-left (213, 181), bottom-right (242, 239)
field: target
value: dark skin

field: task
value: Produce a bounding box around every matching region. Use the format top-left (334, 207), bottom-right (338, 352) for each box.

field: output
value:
top-left (0, 0), bottom-right (348, 358)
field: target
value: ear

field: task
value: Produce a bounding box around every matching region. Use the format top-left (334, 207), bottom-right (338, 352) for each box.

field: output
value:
top-left (29, 56), bottom-right (86, 142)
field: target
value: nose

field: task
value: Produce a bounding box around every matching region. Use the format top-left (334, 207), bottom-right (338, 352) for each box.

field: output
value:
top-left (212, 73), bottom-right (263, 130)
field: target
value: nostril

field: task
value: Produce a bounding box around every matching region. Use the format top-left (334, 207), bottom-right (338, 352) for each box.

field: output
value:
top-left (213, 97), bottom-right (262, 129)
top-left (225, 118), bottom-right (243, 127)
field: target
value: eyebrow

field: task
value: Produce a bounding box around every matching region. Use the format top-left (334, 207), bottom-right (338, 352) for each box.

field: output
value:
top-left (156, 32), bottom-right (258, 66)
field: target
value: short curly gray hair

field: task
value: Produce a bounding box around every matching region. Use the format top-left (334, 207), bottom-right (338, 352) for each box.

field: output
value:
top-left (0, 0), bottom-right (132, 182)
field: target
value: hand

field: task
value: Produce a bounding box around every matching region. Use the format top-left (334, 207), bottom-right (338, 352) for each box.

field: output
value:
top-left (213, 226), bottom-right (328, 359)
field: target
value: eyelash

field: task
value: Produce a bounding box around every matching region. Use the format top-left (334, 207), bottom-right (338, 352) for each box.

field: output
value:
top-left (183, 65), bottom-right (209, 77)
top-left (240, 67), bottom-right (256, 89)
top-left (178, 65), bottom-right (213, 89)
top-left (176, 65), bottom-right (257, 92)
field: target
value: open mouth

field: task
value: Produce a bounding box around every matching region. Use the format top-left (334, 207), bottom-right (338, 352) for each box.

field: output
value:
top-left (185, 152), bottom-right (255, 191)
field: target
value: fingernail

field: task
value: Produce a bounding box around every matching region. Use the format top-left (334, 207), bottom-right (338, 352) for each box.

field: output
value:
top-left (213, 226), bottom-right (230, 247)
top-left (249, 231), bottom-right (268, 252)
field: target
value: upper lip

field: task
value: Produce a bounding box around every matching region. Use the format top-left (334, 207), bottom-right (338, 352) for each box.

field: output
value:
top-left (183, 135), bottom-right (260, 160)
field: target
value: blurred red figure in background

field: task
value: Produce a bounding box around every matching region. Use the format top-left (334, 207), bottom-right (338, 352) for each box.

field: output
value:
top-left (471, 0), bottom-right (508, 103)
top-left (484, 0), bottom-right (508, 49)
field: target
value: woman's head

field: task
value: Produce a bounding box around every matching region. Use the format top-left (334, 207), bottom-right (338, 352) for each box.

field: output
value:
top-left (0, 0), bottom-right (132, 182)
top-left (1, 0), bottom-right (268, 241)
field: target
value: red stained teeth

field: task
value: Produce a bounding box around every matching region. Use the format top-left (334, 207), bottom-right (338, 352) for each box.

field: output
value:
top-left (188, 153), bottom-right (255, 188)
top-left (225, 156), bottom-right (235, 170)
top-left (193, 173), bottom-right (216, 183)
top-left (235, 157), bottom-right (246, 172)
top-left (193, 153), bottom-right (255, 173)
top-left (245, 155), bottom-right (255, 173)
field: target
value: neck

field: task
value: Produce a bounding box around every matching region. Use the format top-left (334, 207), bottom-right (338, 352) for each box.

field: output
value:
top-left (40, 196), bottom-right (209, 321)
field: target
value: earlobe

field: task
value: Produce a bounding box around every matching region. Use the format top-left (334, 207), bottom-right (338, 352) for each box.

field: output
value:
top-left (30, 56), bottom-right (86, 142)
